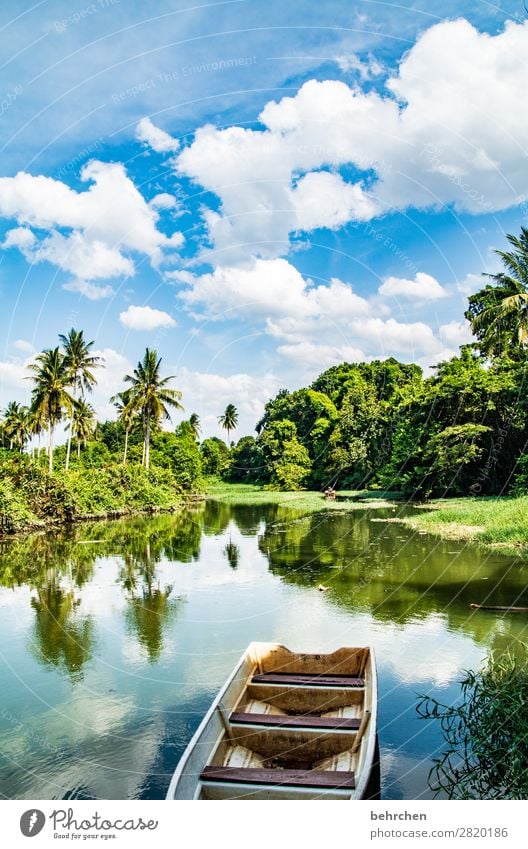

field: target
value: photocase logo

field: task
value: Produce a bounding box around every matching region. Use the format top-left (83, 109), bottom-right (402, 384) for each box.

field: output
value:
top-left (20, 810), bottom-right (46, 837)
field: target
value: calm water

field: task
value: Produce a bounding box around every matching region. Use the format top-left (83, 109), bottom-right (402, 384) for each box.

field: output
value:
top-left (1, 497), bottom-right (527, 800)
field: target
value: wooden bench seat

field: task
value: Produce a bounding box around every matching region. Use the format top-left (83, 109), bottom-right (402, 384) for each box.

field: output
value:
top-left (200, 766), bottom-right (356, 789)
top-left (251, 672), bottom-right (364, 688)
top-left (229, 711), bottom-right (361, 731)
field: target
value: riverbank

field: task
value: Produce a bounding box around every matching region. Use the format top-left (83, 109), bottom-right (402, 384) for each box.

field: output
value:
top-left (400, 496), bottom-right (528, 551)
top-left (0, 455), bottom-right (186, 535)
top-left (206, 481), bottom-right (401, 511)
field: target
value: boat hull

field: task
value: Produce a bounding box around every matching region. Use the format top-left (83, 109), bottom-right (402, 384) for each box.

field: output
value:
top-left (166, 643), bottom-right (378, 801)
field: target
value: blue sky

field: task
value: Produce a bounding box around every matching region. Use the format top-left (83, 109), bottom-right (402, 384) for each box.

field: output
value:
top-left (1, 0), bottom-right (527, 437)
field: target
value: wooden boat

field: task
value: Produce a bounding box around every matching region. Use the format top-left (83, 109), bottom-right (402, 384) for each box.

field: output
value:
top-left (166, 642), bottom-right (377, 800)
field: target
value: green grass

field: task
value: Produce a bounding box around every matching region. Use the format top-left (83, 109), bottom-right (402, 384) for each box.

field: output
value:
top-left (205, 481), bottom-right (401, 511)
top-left (402, 496), bottom-right (528, 549)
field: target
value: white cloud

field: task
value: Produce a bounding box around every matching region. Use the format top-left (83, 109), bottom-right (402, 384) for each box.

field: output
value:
top-left (136, 117), bottom-right (180, 154)
top-left (177, 257), bottom-right (448, 367)
top-left (175, 367), bottom-right (281, 438)
top-left (438, 319), bottom-right (473, 348)
top-left (292, 171), bottom-right (379, 231)
top-left (63, 279), bottom-right (115, 300)
top-left (13, 339), bottom-right (33, 353)
top-left (379, 272), bottom-right (447, 301)
top-left (0, 160), bottom-right (184, 293)
top-left (457, 271), bottom-right (485, 295)
top-left (176, 19), bottom-right (528, 259)
top-left (119, 304), bottom-right (176, 331)
top-left (0, 359), bottom-right (29, 392)
top-left (277, 341), bottom-right (367, 371)
top-left (38, 231), bottom-right (134, 281)
top-left (150, 192), bottom-right (179, 210)
top-left (335, 53), bottom-right (384, 80)
top-left (2, 227), bottom-right (36, 251)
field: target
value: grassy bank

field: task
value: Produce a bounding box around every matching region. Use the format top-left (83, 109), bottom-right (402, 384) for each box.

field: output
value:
top-left (401, 496), bottom-right (528, 549)
top-left (206, 481), bottom-right (401, 511)
top-left (0, 453), bottom-right (183, 534)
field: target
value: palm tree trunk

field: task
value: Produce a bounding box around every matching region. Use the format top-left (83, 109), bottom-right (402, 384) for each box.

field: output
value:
top-left (227, 426), bottom-right (230, 446)
top-left (77, 440), bottom-right (81, 459)
top-left (65, 386), bottom-right (77, 470)
top-left (65, 431), bottom-right (72, 470)
top-left (145, 414), bottom-right (150, 470)
top-left (48, 425), bottom-right (54, 473)
top-left (123, 428), bottom-right (129, 465)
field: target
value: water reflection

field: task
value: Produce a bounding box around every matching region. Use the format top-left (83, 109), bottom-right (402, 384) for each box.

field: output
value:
top-left (0, 499), bottom-right (527, 799)
top-left (31, 580), bottom-right (94, 681)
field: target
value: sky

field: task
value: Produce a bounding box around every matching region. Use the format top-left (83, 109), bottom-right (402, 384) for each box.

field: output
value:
top-left (1, 0), bottom-right (528, 438)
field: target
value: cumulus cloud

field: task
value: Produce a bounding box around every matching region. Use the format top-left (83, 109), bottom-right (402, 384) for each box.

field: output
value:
top-left (13, 339), bottom-right (33, 353)
top-left (379, 272), bottom-right (447, 300)
top-left (175, 367), bottom-right (281, 438)
top-left (176, 19), bottom-right (528, 260)
top-left (277, 341), bottom-right (367, 371)
top-left (2, 227), bottom-right (36, 251)
top-left (335, 53), bottom-right (385, 80)
top-left (292, 171), bottom-right (379, 230)
top-left (63, 279), bottom-right (115, 300)
top-left (0, 160), bottom-right (184, 295)
top-left (438, 319), bottom-right (473, 347)
top-left (176, 259), bottom-right (372, 325)
top-left (136, 117), bottom-right (180, 154)
top-left (176, 257), bottom-right (449, 366)
top-left (119, 304), bottom-right (176, 331)
top-left (150, 192), bottom-right (179, 210)
top-left (0, 358), bottom-right (30, 392)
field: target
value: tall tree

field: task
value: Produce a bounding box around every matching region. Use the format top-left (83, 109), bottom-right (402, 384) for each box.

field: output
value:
top-left (218, 403), bottom-right (238, 446)
top-left (189, 412), bottom-right (201, 440)
top-left (123, 348), bottom-right (184, 470)
top-left (28, 348), bottom-right (74, 472)
top-left (2, 401), bottom-right (27, 450)
top-left (70, 400), bottom-right (96, 458)
top-left (59, 329), bottom-right (103, 469)
top-left (466, 227), bottom-right (528, 359)
top-left (111, 389), bottom-right (136, 464)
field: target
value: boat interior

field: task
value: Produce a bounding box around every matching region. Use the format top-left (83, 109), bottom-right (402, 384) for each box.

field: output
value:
top-left (192, 645), bottom-right (374, 800)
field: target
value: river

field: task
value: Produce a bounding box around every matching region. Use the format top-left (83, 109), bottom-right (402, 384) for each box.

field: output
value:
top-left (1, 496), bottom-right (527, 800)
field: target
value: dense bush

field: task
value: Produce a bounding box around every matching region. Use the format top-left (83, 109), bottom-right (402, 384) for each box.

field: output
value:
top-left (0, 447), bottom-right (186, 533)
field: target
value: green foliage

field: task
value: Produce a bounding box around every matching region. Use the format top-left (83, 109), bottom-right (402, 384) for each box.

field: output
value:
top-left (227, 436), bottom-right (265, 483)
top-left (0, 477), bottom-right (39, 532)
top-left (418, 649), bottom-right (528, 799)
top-left (151, 423), bottom-right (204, 492)
top-left (200, 436), bottom-right (230, 476)
top-left (259, 420), bottom-right (312, 490)
top-left (511, 454), bottom-right (528, 495)
top-left (465, 227), bottom-right (528, 359)
top-left (0, 447), bottom-right (184, 533)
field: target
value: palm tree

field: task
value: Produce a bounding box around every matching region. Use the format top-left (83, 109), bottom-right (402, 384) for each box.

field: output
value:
top-left (28, 348), bottom-right (75, 472)
top-left (70, 400), bottom-right (96, 458)
top-left (218, 403), bottom-right (238, 446)
top-left (59, 329), bottom-right (103, 470)
top-left (466, 227), bottom-right (528, 358)
top-left (26, 405), bottom-right (46, 461)
top-left (189, 412), bottom-right (201, 440)
top-left (111, 389), bottom-right (136, 464)
top-left (123, 348), bottom-right (184, 470)
top-left (2, 401), bottom-right (27, 450)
